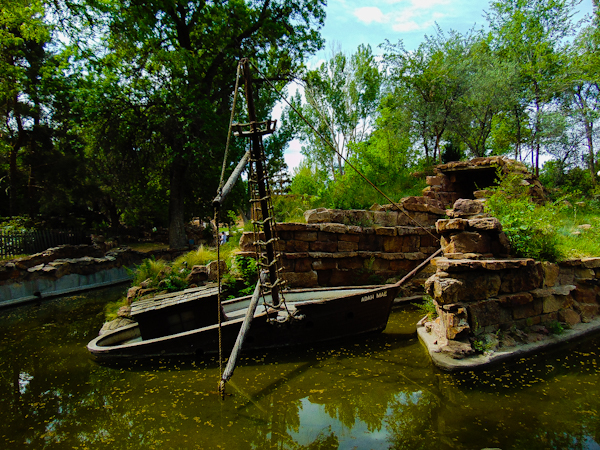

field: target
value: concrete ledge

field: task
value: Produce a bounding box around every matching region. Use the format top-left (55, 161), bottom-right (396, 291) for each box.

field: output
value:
top-left (417, 318), bottom-right (600, 372)
top-left (0, 267), bottom-right (131, 309)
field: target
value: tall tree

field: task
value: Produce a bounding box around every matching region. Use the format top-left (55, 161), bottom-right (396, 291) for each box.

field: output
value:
top-left (383, 28), bottom-right (470, 163)
top-left (74, 0), bottom-right (325, 248)
top-left (486, 0), bottom-right (581, 175)
top-left (289, 44), bottom-right (382, 180)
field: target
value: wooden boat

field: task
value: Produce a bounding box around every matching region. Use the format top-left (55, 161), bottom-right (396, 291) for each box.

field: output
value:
top-left (88, 59), bottom-right (440, 383)
top-left (87, 284), bottom-right (398, 362)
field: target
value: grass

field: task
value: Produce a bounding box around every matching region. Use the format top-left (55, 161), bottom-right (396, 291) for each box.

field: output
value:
top-left (554, 208), bottom-right (600, 258)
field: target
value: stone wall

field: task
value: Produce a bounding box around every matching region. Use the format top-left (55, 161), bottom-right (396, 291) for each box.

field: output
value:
top-left (423, 156), bottom-right (545, 207)
top-left (238, 199), bottom-right (445, 293)
top-left (424, 256), bottom-right (600, 357)
top-left (0, 245), bottom-right (187, 307)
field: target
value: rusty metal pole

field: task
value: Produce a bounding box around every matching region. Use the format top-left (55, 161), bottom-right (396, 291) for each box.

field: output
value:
top-left (241, 59), bottom-right (280, 307)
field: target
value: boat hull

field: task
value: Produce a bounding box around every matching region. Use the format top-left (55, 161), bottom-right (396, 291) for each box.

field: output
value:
top-left (87, 285), bottom-right (398, 361)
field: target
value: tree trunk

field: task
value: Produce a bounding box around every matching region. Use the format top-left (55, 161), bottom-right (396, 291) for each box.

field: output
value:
top-left (168, 154), bottom-right (189, 249)
top-left (584, 119), bottom-right (596, 185)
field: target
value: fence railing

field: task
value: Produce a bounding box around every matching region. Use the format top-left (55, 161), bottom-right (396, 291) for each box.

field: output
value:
top-left (0, 230), bottom-right (91, 258)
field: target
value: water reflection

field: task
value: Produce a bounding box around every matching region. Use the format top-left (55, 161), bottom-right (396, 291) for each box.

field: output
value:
top-left (1, 289), bottom-right (600, 449)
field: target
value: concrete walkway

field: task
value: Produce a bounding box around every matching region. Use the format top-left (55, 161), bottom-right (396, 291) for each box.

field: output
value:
top-left (418, 318), bottom-right (600, 371)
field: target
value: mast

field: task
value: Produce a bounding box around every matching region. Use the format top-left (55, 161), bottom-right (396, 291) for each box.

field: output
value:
top-left (241, 59), bottom-right (280, 307)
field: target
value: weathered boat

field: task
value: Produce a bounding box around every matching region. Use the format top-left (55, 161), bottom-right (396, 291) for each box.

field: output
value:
top-left (87, 284), bottom-right (398, 361)
top-left (87, 58), bottom-right (440, 387)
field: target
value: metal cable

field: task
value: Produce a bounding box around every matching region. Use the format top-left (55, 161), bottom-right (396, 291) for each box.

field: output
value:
top-left (248, 61), bottom-right (440, 243)
top-left (218, 62), bottom-right (243, 191)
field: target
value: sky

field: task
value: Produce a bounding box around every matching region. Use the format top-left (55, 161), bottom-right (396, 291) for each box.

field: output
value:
top-left (282, 0), bottom-right (596, 171)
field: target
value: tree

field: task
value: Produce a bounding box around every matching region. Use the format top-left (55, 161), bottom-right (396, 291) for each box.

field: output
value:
top-left (73, 0), bottom-right (325, 247)
top-left (383, 27), bottom-right (471, 163)
top-left (558, 20), bottom-right (600, 184)
top-left (486, 0), bottom-right (581, 175)
top-left (448, 36), bottom-right (519, 157)
top-left (289, 44), bottom-right (382, 180)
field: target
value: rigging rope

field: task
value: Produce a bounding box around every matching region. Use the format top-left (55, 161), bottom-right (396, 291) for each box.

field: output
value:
top-left (218, 62), bottom-right (243, 191)
top-left (215, 209), bottom-right (225, 398)
top-left (248, 61), bottom-right (440, 243)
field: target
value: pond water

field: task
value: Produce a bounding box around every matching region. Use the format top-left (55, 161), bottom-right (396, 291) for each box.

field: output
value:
top-left (1, 287), bottom-right (600, 449)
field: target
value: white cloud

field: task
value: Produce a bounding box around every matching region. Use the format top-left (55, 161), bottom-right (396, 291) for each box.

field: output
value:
top-left (353, 7), bottom-right (389, 24)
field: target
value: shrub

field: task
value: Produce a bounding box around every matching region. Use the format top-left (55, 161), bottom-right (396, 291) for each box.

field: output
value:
top-left (485, 172), bottom-right (563, 262)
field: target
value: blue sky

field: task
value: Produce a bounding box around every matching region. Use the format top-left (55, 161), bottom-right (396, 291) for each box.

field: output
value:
top-left (282, 0), bottom-right (595, 170)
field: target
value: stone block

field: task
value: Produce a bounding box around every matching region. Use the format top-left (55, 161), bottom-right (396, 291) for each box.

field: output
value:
top-left (499, 292), bottom-right (533, 306)
top-left (186, 265), bottom-right (209, 284)
top-left (575, 302), bottom-right (600, 322)
top-left (294, 258), bottom-right (312, 272)
top-left (313, 259), bottom-right (337, 271)
top-left (371, 258), bottom-right (390, 271)
top-left (330, 269), bottom-right (362, 286)
top-left (452, 199), bottom-right (485, 217)
top-left (358, 235), bottom-right (381, 252)
top-left (574, 268), bottom-right (596, 280)
top-left (581, 257), bottom-right (600, 269)
top-left (207, 260), bottom-right (227, 281)
top-left (317, 232), bottom-right (338, 243)
top-left (436, 218), bottom-right (468, 233)
top-left (316, 269), bottom-right (333, 286)
top-left (338, 241), bottom-right (358, 252)
top-left (402, 235), bottom-right (421, 253)
top-left (513, 299), bottom-right (543, 320)
top-left (439, 304), bottom-right (470, 339)
top-left (310, 241), bottom-right (338, 252)
top-left (388, 261), bottom-right (412, 273)
top-left (542, 262), bottom-right (559, 287)
top-left (284, 270), bottom-right (319, 288)
top-left (468, 299), bottom-right (512, 330)
top-left (499, 264), bottom-right (543, 293)
top-left (339, 234), bottom-right (360, 243)
top-left (287, 240), bottom-right (310, 253)
top-left (280, 259), bottom-right (295, 272)
top-left (295, 231), bottom-right (318, 242)
top-left (542, 295), bottom-right (564, 313)
top-left (338, 257), bottom-right (363, 270)
top-left (467, 217), bottom-right (502, 232)
top-left (425, 275), bottom-right (464, 304)
top-left (426, 175), bottom-right (444, 186)
top-left (443, 231), bottom-right (491, 255)
top-left (383, 236), bottom-right (404, 253)
top-left (557, 267), bottom-right (575, 285)
top-left (319, 223), bottom-right (347, 234)
top-left (572, 285), bottom-right (599, 304)
top-left (558, 309), bottom-right (581, 326)
top-left (304, 208), bottom-right (328, 224)
top-left (277, 222), bottom-right (316, 231)
top-left (374, 227), bottom-right (397, 236)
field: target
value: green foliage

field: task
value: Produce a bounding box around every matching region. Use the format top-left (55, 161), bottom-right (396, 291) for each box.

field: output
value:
top-left (415, 295), bottom-right (438, 321)
top-left (272, 193), bottom-right (325, 223)
top-left (129, 257), bottom-right (169, 288)
top-left (104, 296), bottom-right (129, 322)
top-left (546, 320), bottom-right (565, 335)
top-left (472, 333), bottom-right (499, 354)
top-left (486, 173), bottom-right (563, 261)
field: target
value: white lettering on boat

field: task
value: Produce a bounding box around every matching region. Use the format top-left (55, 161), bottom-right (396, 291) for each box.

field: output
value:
top-left (361, 290), bottom-right (387, 302)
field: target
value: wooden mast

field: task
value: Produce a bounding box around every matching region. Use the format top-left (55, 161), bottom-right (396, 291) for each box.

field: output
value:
top-left (241, 58), bottom-right (280, 307)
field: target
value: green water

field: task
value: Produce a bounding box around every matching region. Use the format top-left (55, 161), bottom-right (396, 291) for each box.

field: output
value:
top-left (1, 287), bottom-right (600, 449)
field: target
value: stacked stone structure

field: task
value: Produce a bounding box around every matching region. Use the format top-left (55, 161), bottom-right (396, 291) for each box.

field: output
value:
top-left (238, 197), bottom-right (445, 291)
top-left (423, 156), bottom-right (544, 207)
top-left (421, 192), bottom-right (600, 360)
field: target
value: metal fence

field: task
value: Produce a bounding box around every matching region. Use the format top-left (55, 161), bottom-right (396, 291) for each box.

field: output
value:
top-left (0, 230), bottom-right (91, 258)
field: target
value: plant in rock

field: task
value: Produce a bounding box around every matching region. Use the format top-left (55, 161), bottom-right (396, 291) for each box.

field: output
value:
top-left (546, 320), bottom-right (566, 335)
top-left (415, 295), bottom-right (438, 321)
top-left (485, 172), bottom-right (563, 261)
